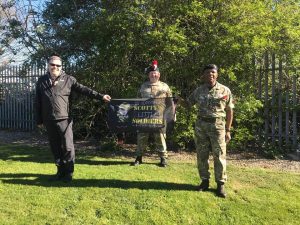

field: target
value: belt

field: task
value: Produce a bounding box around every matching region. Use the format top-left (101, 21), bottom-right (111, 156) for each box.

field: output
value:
top-left (198, 117), bottom-right (219, 123)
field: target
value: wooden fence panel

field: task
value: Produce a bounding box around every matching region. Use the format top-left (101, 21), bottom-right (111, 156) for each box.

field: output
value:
top-left (257, 53), bottom-right (299, 151)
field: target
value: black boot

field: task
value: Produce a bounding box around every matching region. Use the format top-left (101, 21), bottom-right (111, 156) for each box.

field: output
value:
top-left (132, 156), bottom-right (142, 166)
top-left (216, 182), bottom-right (226, 198)
top-left (62, 161), bottom-right (74, 183)
top-left (48, 165), bottom-right (65, 181)
top-left (196, 179), bottom-right (209, 191)
top-left (159, 157), bottom-right (167, 167)
top-left (63, 173), bottom-right (73, 183)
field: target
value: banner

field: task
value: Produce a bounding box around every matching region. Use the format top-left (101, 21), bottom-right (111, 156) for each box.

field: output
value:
top-left (108, 98), bottom-right (174, 132)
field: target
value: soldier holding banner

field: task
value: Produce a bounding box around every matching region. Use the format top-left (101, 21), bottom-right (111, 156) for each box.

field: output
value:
top-left (187, 64), bottom-right (234, 198)
top-left (133, 60), bottom-right (174, 167)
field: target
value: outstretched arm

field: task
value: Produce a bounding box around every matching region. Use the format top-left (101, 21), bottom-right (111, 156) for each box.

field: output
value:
top-left (176, 96), bottom-right (192, 108)
top-left (72, 79), bottom-right (111, 102)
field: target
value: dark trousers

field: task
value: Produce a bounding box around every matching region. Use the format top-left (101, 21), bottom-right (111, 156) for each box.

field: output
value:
top-left (44, 119), bottom-right (75, 174)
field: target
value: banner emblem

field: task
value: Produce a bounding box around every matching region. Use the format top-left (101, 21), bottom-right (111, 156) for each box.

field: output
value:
top-left (108, 98), bottom-right (174, 132)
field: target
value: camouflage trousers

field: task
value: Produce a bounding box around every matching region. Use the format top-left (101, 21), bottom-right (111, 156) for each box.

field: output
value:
top-left (194, 118), bottom-right (227, 183)
top-left (136, 131), bottom-right (168, 158)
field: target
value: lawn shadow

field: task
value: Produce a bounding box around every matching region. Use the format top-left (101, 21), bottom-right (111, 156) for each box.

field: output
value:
top-left (0, 173), bottom-right (196, 191)
top-left (0, 143), bottom-right (166, 166)
top-left (0, 144), bottom-right (52, 163)
top-left (76, 159), bottom-right (133, 166)
top-left (0, 144), bottom-right (133, 166)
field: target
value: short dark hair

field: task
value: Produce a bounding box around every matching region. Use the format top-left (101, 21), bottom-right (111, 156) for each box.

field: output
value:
top-left (202, 64), bottom-right (218, 72)
top-left (48, 55), bottom-right (62, 63)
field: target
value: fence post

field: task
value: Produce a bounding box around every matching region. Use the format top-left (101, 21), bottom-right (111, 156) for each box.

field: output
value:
top-left (278, 59), bottom-right (283, 147)
top-left (292, 75), bottom-right (297, 149)
top-left (264, 53), bottom-right (269, 145)
top-left (252, 56), bottom-right (256, 89)
top-left (258, 62), bottom-right (263, 99)
top-left (285, 69), bottom-right (290, 147)
top-left (271, 53), bottom-right (276, 144)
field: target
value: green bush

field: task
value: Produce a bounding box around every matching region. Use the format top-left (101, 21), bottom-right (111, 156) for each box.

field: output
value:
top-left (170, 105), bottom-right (197, 151)
top-left (231, 95), bottom-right (264, 149)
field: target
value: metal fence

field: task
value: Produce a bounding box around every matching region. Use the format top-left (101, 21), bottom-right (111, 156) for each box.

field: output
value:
top-left (0, 65), bottom-right (45, 130)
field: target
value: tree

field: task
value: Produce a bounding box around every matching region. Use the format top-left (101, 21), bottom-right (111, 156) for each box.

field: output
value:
top-left (0, 0), bottom-right (45, 65)
top-left (3, 0), bottom-right (300, 147)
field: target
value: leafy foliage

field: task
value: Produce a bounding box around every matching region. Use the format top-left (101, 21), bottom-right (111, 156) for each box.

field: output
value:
top-left (2, 0), bottom-right (300, 150)
top-left (232, 95), bottom-right (264, 149)
top-left (171, 105), bottom-right (197, 150)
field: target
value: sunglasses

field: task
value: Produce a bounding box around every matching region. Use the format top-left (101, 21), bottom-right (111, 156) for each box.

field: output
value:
top-left (50, 63), bottom-right (62, 68)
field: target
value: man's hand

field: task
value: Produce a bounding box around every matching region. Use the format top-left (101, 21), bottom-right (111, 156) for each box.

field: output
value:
top-left (103, 95), bottom-right (111, 102)
top-left (225, 131), bottom-right (231, 144)
top-left (37, 124), bottom-right (46, 134)
top-left (176, 96), bottom-right (189, 108)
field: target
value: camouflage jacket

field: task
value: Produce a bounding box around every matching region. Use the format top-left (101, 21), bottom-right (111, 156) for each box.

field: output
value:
top-left (188, 82), bottom-right (234, 118)
top-left (137, 81), bottom-right (172, 98)
top-left (138, 81), bottom-right (174, 121)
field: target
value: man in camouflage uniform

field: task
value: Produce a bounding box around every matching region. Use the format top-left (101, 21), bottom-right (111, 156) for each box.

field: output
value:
top-left (133, 60), bottom-right (174, 167)
top-left (188, 64), bottom-right (234, 197)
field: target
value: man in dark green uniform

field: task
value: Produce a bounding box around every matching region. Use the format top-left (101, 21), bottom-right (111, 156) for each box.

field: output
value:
top-left (36, 55), bottom-right (111, 182)
top-left (188, 64), bottom-right (234, 197)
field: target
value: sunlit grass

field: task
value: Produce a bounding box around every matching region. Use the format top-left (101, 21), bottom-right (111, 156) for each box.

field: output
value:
top-left (0, 144), bottom-right (299, 225)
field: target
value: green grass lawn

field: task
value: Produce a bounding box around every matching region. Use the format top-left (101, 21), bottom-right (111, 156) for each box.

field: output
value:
top-left (0, 143), bottom-right (299, 225)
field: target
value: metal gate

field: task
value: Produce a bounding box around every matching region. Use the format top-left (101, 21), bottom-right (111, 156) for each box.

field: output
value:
top-left (0, 65), bottom-right (45, 130)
